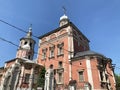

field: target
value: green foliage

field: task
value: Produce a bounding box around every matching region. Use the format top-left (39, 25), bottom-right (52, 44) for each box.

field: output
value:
top-left (115, 74), bottom-right (120, 90)
top-left (37, 67), bottom-right (46, 88)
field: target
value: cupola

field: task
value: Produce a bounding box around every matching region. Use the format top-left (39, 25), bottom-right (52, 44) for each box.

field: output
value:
top-left (59, 7), bottom-right (69, 27)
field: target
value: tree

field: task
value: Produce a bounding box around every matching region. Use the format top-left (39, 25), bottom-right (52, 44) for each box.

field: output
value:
top-left (115, 74), bottom-right (120, 90)
top-left (37, 67), bottom-right (46, 89)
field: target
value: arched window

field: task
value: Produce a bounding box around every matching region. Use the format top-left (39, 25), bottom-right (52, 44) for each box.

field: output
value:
top-left (58, 61), bottom-right (63, 68)
top-left (50, 64), bottom-right (53, 69)
top-left (28, 55), bottom-right (31, 59)
top-left (24, 41), bottom-right (27, 45)
top-left (30, 42), bottom-right (33, 48)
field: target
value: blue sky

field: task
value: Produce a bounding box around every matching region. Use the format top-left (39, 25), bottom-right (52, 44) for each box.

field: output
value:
top-left (0, 0), bottom-right (120, 74)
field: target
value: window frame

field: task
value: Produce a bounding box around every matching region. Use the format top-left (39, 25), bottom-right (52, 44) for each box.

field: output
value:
top-left (78, 71), bottom-right (84, 82)
top-left (24, 73), bottom-right (30, 84)
top-left (42, 48), bottom-right (47, 60)
top-left (58, 61), bottom-right (63, 68)
top-left (57, 42), bottom-right (64, 56)
top-left (49, 45), bottom-right (55, 58)
top-left (57, 72), bottom-right (63, 84)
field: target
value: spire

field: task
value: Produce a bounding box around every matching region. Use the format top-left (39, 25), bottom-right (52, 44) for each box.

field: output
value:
top-left (26, 24), bottom-right (32, 38)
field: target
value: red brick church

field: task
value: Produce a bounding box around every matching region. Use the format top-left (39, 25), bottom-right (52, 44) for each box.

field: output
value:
top-left (37, 13), bottom-right (116, 90)
top-left (0, 13), bottom-right (116, 90)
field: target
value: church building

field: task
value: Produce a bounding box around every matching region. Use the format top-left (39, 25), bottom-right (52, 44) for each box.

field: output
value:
top-left (0, 12), bottom-right (116, 90)
top-left (37, 13), bottom-right (116, 90)
top-left (0, 27), bottom-right (43, 90)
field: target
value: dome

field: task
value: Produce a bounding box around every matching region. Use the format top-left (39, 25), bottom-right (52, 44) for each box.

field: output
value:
top-left (59, 14), bottom-right (69, 27)
top-left (60, 14), bottom-right (68, 21)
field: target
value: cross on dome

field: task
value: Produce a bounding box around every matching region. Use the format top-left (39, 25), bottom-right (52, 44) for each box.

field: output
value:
top-left (29, 24), bottom-right (32, 32)
top-left (63, 6), bottom-right (67, 15)
top-left (26, 24), bottom-right (32, 38)
top-left (59, 7), bottom-right (69, 27)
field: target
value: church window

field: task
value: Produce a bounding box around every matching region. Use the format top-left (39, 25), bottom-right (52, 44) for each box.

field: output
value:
top-left (24, 74), bottom-right (30, 84)
top-left (57, 42), bottom-right (64, 56)
top-left (49, 45), bottom-right (55, 58)
top-left (58, 73), bottom-right (63, 83)
top-left (42, 48), bottom-right (47, 59)
top-left (50, 64), bottom-right (53, 69)
top-left (58, 61), bottom-right (63, 68)
top-left (30, 42), bottom-right (33, 48)
top-left (80, 62), bottom-right (82, 65)
top-left (42, 52), bottom-right (46, 59)
top-left (24, 41), bottom-right (27, 45)
top-left (28, 55), bottom-right (31, 59)
top-left (78, 71), bottom-right (84, 82)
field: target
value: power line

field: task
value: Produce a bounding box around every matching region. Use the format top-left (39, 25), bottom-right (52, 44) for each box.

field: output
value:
top-left (0, 19), bottom-right (119, 71)
top-left (0, 36), bottom-right (120, 71)
top-left (0, 19), bottom-right (72, 53)
top-left (0, 19), bottom-right (38, 38)
top-left (0, 19), bottom-right (27, 33)
top-left (0, 36), bottom-right (98, 70)
top-left (0, 36), bottom-right (78, 69)
top-left (0, 37), bottom-right (19, 47)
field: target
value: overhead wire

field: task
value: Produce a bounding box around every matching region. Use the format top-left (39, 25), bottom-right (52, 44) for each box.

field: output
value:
top-left (0, 37), bottom-right (19, 47)
top-left (0, 36), bottom-right (120, 71)
top-left (0, 19), bottom-right (38, 38)
top-left (0, 36), bottom-right (102, 70)
top-left (0, 19), bottom-right (73, 54)
top-left (0, 19), bottom-right (119, 71)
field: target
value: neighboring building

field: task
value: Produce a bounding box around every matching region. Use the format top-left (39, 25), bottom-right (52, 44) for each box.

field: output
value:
top-left (0, 27), bottom-right (43, 90)
top-left (37, 14), bottom-right (116, 90)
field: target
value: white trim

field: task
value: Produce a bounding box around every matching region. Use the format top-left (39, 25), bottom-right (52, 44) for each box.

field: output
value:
top-left (67, 26), bottom-right (73, 81)
top-left (86, 58), bottom-right (94, 89)
top-left (111, 70), bottom-right (116, 88)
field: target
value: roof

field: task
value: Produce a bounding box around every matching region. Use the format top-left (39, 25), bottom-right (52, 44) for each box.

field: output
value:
top-left (5, 58), bottom-right (43, 66)
top-left (73, 50), bottom-right (106, 58)
top-left (39, 22), bottom-right (89, 42)
top-left (20, 37), bottom-right (36, 43)
top-left (5, 58), bottom-right (17, 63)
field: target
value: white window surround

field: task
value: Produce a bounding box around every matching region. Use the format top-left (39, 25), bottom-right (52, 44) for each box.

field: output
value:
top-left (49, 45), bottom-right (55, 58)
top-left (57, 42), bottom-right (64, 56)
top-left (42, 48), bottom-right (47, 59)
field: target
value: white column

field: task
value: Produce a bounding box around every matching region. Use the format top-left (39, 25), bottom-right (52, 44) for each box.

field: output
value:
top-left (102, 71), bottom-right (106, 82)
top-left (44, 69), bottom-right (54, 90)
top-left (86, 57), bottom-right (94, 90)
top-left (111, 70), bottom-right (116, 89)
top-left (67, 26), bottom-right (73, 81)
top-left (29, 66), bottom-right (34, 90)
top-left (17, 65), bottom-right (24, 89)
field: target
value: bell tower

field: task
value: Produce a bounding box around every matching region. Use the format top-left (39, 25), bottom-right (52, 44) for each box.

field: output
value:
top-left (16, 26), bottom-right (36, 60)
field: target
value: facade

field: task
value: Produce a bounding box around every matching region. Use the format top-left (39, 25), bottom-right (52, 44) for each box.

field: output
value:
top-left (37, 14), bottom-right (116, 90)
top-left (0, 27), bottom-right (43, 90)
top-left (0, 14), bottom-right (116, 90)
